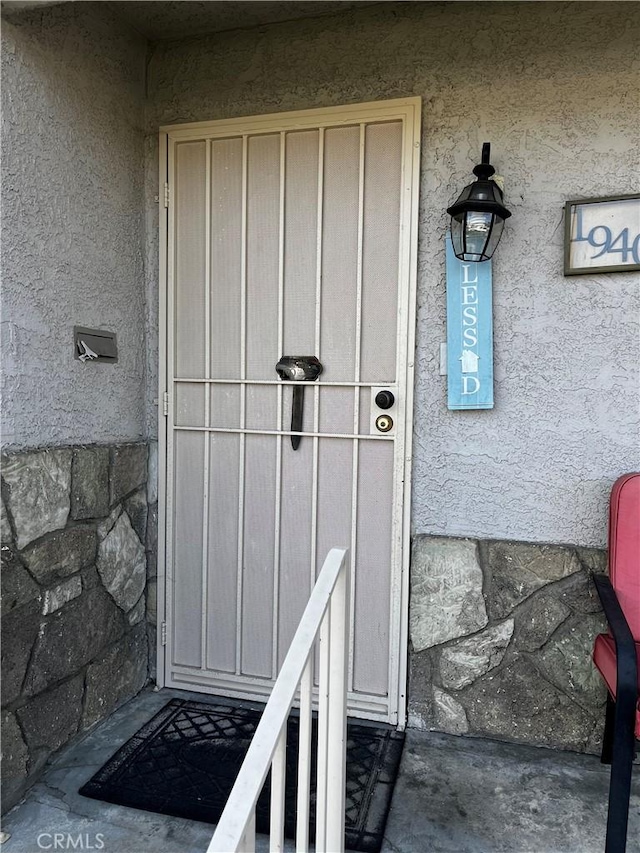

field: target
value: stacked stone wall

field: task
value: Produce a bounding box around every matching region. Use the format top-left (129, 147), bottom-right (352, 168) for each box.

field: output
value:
top-left (0, 451), bottom-right (613, 810)
top-left (1, 442), bottom-right (157, 812)
top-left (408, 536), bottom-right (608, 753)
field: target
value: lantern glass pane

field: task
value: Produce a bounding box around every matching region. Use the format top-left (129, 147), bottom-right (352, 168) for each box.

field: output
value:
top-left (465, 211), bottom-right (493, 257)
top-left (483, 215), bottom-right (505, 259)
top-left (450, 215), bottom-right (465, 258)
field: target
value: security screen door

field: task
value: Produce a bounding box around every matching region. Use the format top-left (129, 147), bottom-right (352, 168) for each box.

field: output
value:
top-left (160, 99), bottom-right (420, 724)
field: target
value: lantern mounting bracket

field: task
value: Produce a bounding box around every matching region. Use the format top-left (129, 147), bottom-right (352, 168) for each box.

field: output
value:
top-left (473, 142), bottom-right (496, 181)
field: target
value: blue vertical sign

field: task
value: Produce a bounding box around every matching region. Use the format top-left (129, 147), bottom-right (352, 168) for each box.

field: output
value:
top-left (446, 235), bottom-right (494, 410)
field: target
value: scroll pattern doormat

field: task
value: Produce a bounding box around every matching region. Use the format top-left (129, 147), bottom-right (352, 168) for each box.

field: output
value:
top-left (80, 698), bottom-right (404, 853)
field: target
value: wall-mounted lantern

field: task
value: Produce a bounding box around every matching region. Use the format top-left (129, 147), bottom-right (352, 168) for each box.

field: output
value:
top-left (447, 143), bottom-right (512, 262)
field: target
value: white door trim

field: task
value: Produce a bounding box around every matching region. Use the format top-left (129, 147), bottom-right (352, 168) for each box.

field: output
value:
top-left (157, 98), bottom-right (421, 726)
top-left (156, 130), bottom-right (168, 690)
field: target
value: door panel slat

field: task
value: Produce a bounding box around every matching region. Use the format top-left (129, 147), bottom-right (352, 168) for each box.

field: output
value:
top-left (173, 431), bottom-right (205, 667)
top-left (277, 435), bottom-right (314, 669)
top-left (175, 142), bottom-right (207, 379)
top-left (361, 122), bottom-right (403, 383)
top-left (210, 137), bottom-right (243, 380)
top-left (206, 432), bottom-right (241, 673)
top-left (284, 130), bottom-right (319, 355)
top-left (353, 440), bottom-right (394, 696)
top-left (320, 126), bottom-right (360, 382)
top-left (246, 134), bottom-right (280, 381)
top-left (241, 434), bottom-right (277, 678)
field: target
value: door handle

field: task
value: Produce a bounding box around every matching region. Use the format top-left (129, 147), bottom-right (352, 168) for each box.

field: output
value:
top-left (275, 356), bottom-right (323, 450)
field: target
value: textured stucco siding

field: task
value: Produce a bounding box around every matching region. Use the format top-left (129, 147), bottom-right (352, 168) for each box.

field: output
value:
top-left (145, 1), bottom-right (640, 547)
top-left (1, 4), bottom-right (147, 450)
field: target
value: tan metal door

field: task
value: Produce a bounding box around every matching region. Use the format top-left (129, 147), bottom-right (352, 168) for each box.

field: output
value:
top-left (159, 99), bottom-right (421, 724)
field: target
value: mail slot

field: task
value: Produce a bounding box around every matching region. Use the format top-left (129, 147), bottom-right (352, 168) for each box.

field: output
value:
top-left (74, 327), bottom-right (118, 363)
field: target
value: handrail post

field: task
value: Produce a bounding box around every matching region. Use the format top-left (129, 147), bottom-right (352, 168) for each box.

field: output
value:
top-left (270, 729), bottom-right (287, 852)
top-left (325, 552), bottom-right (350, 853)
top-left (315, 607), bottom-right (331, 852)
top-left (295, 656), bottom-right (314, 852)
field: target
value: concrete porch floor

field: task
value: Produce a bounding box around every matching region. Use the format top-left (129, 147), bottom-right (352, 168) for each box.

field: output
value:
top-left (2, 687), bottom-right (639, 853)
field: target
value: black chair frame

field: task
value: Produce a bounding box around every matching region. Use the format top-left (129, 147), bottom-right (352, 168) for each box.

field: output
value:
top-left (593, 573), bottom-right (638, 853)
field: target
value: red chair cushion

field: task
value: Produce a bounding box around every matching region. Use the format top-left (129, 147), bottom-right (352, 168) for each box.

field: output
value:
top-left (609, 474), bottom-right (640, 638)
top-left (593, 633), bottom-right (640, 739)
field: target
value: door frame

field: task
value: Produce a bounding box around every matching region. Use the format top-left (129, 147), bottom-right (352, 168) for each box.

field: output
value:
top-left (156, 98), bottom-right (421, 727)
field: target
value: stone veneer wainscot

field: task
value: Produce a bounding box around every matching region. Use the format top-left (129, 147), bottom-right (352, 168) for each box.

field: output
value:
top-left (408, 536), bottom-right (608, 753)
top-left (0, 443), bottom-right (157, 812)
top-left (1, 445), bottom-right (611, 812)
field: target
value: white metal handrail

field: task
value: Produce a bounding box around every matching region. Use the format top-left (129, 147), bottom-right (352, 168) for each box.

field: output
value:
top-left (207, 547), bottom-right (350, 853)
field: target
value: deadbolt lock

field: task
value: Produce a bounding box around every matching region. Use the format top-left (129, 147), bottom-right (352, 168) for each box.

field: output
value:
top-left (370, 385), bottom-right (397, 435)
top-left (375, 390), bottom-right (395, 410)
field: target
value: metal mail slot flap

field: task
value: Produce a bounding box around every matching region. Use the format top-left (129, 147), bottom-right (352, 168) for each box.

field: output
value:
top-left (74, 327), bottom-right (118, 363)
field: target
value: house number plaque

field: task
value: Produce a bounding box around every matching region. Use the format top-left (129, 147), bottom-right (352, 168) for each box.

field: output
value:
top-left (564, 194), bottom-right (640, 275)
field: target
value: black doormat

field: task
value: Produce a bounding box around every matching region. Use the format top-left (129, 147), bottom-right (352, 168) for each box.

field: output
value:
top-left (79, 698), bottom-right (404, 853)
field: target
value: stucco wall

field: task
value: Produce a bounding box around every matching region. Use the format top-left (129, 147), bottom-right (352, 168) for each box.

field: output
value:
top-left (1, 3), bottom-right (147, 450)
top-left (144, 1), bottom-right (640, 548)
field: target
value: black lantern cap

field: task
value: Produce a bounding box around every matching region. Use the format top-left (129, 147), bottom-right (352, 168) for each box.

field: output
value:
top-left (447, 143), bottom-right (512, 262)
